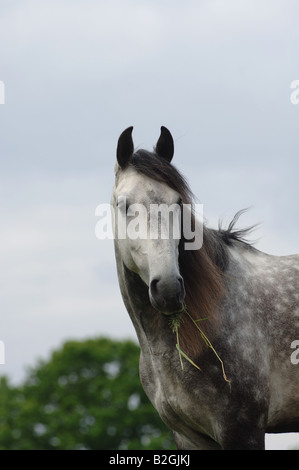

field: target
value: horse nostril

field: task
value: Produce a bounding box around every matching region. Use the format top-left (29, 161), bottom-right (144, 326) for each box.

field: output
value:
top-left (150, 278), bottom-right (160, 297)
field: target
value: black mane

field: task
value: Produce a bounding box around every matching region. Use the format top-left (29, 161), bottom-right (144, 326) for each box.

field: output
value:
top-left (217, 209), bottom-right (258, 248)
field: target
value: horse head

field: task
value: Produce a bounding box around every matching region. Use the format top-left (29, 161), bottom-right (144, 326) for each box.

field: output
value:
top-left (112, 126), bottom-right (185, 315)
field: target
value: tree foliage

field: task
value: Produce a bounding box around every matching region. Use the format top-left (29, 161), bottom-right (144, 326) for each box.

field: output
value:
top-left (0, 338), bottom-right (174, 450)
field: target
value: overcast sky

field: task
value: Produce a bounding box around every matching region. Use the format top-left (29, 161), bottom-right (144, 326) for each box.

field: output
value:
top-left (0, 0), bottom-right (298, 449)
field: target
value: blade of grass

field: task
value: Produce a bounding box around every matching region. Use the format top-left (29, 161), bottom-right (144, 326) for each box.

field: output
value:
top-left (183, 308), bottom-right (230, 385)
top-left (176, 344), bottom-right (201, 370)
top-left (176, 328), bottom-right (184, 370)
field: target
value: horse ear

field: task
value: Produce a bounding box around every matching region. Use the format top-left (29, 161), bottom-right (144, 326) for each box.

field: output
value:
top-left (155, 126), bottom-right (174, 163)
top-left (117, 126), bottom-right (134, 168)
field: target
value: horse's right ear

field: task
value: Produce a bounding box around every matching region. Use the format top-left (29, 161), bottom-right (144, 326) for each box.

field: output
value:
top-left (116, 126), bottom-right (134, 168)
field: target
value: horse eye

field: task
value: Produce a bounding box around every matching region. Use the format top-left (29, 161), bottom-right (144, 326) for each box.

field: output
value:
top-left (117, 196), bottom-right (128, 214)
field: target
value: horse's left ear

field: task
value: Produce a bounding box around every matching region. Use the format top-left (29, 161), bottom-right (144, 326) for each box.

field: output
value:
top-left (155, 126), bottom-right (174, 163)
top-left (117, 126), bottom-right (134, 168)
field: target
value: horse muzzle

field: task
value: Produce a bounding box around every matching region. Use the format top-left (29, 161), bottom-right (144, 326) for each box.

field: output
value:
top-left (149, 275), bottom-right (185, 315)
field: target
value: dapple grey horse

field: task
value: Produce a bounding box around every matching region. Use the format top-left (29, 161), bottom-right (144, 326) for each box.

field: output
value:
top-left (112, 126), bottom-right (299, 449)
